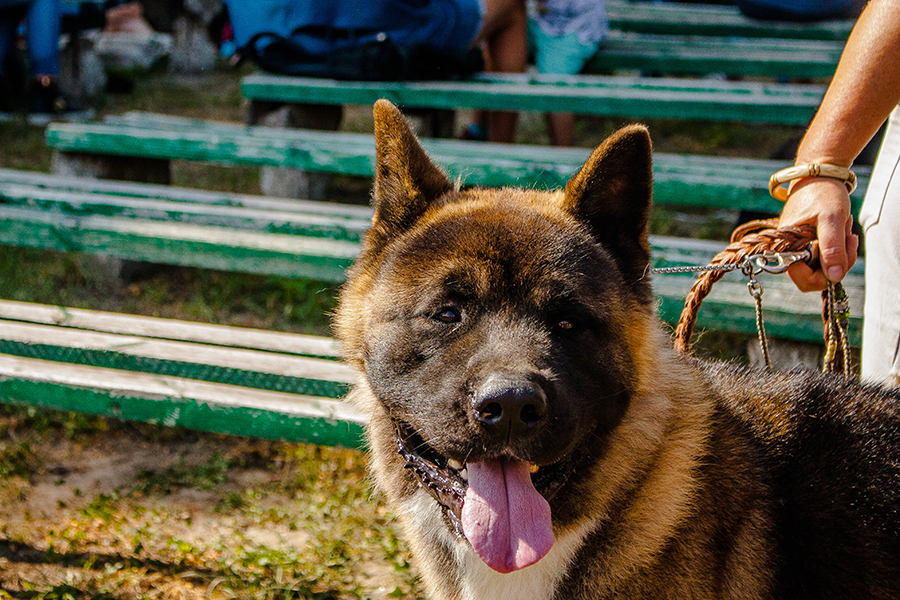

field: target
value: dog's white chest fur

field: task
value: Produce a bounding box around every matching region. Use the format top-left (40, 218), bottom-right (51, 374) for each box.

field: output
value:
top-left (403, 492), bottom-right (592, 600)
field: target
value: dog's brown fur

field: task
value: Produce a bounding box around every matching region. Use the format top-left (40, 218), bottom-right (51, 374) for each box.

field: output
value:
top-left (334, 100), bottom-right (900, 600)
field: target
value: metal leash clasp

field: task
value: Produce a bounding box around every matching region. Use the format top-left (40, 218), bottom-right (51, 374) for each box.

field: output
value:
top-left (740, 247), bottom-right (813, 300)
top-left (743, 248), bottom-right (813, 277)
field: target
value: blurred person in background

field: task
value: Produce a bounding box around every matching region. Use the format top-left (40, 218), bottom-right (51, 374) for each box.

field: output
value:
top-left (224, 0), bottom-right (528, 142)
top-left (528, 0), bottom-right (607, 146)
top-left (0, 0), bottom-right (64, 114)
top-left (463, 0), bottom-right (606, 146)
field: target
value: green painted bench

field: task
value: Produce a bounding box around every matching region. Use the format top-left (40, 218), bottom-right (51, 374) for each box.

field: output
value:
top-left (603, 0), bottom-right (849, 78)
top-left (241, 73), bottom-right (829, 126)
top-left (44, 113), bottom-right (871, 215)
top-left (0, 168), bottom-right (864, 346)
top-left (606, 0), bottom-right (854, 41)
top-left (585, 30), bottom-right (843, 79)
top-left (0, 171), bottom-right (364, 446)
top-left (0, 167), bottom-right (366, 282)
top-left (0, 299), bottom-right (365, 448)
top-left (239, 2), bottom-right (849, 160)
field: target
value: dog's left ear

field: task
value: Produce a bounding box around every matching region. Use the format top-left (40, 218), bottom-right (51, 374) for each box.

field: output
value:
top-left (369, 100), bottom-right (453, 249)
top-left (563, 124), bottom-right (653, 292)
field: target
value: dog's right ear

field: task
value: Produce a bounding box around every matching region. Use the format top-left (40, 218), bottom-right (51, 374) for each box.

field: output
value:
top-left (369, 100), bottom-right (453, 248)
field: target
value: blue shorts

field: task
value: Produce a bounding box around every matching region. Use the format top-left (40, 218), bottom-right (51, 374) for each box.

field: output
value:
top-left (0, 0), bottom-right (60, 76)
top-left (410, 0), bottom-right (484, 56)
top-left (528, 18), bottom-right (599, 75)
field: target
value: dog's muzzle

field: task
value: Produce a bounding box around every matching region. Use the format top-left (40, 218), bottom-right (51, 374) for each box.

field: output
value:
top-left (394, 419), bottom-right (581, 538)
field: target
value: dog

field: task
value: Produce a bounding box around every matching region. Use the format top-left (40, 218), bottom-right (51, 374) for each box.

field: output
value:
top-left (333, 100), bottom-right (900, 600)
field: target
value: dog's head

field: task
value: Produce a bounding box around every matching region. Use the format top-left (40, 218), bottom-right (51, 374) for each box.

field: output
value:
top-left (335, 100), bottom-right (655, 574)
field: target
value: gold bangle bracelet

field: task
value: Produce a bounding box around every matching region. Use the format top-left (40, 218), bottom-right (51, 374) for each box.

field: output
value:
top-left (768, 163), bottom-right (857, 201)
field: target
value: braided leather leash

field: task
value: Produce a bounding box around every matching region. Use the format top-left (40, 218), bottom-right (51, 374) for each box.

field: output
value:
top-left (669, 220), bottom-right (852, 377)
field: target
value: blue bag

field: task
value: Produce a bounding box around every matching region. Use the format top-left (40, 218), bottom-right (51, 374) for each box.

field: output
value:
top-left (224, 0), bottom-right (484, 80)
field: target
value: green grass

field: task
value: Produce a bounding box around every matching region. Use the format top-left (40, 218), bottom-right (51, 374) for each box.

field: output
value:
top-left (0, 120), bottom-right (51, 171)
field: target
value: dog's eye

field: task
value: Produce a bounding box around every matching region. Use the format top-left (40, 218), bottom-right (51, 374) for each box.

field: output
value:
top-left (557, 319), bottom-right (574, 331)
top-left (434, 307), bottom-right (461, 324)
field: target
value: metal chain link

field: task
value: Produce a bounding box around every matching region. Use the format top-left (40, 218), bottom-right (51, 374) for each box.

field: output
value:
top-left (649, 263), bottom-right (740, 275)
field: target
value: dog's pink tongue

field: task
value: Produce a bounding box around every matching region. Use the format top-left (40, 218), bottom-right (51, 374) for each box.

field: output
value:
top-left (461, 458), bottom-right (554, 573)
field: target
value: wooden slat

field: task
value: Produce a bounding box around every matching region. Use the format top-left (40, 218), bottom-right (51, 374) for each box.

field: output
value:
top-left (0, 167), bottom-right (374, 220)
top-left (587, 31), bottom-right (843, 78)
top-left (44, 116), bottom-right (871, 214)
top-left (0, 299), bottom-right (342, 358)
top-left (0, 205), bottom-right (357, 282)
top-left (606, 0), bottom-right (853, 41)
top-left (241, 73), bottom-right (826, 126)
top-left (0, 319), bottom-right (353, 386)
top-left (0, 354), bottom-right (365, 448)
top-left (0, 179), bottom-right (370, 242)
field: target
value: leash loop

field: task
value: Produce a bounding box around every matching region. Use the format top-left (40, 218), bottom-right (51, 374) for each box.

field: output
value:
top-left (822, 282), bottom-right (852, 376)
top-left (658, 220), bottom-right (853, 376)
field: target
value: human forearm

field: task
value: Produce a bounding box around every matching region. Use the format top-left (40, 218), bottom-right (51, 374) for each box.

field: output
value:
top-left (796, 0), bottom-right (900, 167)
top-left (778, 0), bottom-right (900, 290)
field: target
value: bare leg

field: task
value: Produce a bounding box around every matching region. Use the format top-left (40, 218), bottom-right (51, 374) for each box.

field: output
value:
top-left (546, 111), bottom-right (576, 147)
top-left (474, 0), bottom-right (527, 143)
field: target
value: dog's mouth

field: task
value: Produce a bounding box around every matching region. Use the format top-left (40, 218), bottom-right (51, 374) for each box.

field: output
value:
top-left (394, 420), bottom-right (580, 573)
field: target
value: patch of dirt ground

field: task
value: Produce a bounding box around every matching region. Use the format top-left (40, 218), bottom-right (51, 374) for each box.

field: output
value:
top-left (0, 415), bottom-right (423, 599)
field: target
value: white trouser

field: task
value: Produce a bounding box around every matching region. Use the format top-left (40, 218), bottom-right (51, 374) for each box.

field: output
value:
top-left (858, 105), bottom-right (900, 387)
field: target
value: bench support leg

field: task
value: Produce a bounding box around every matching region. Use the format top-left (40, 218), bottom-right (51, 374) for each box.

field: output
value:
top-left (248, 100), bottom-right (343, 201)
top-left (51, 150), bottom-right (172, 286)
top-left (747, 338), bottom-right (824, 372)
top-left (51, 151), bottom-right (171, 184)
top-left (405, 108), bottom-right (456, 138)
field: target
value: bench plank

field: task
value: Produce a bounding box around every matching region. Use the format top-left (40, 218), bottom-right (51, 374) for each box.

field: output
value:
top-left (0, 299), bottom-right (342, 358)
top-left (241, 73), bottom-right (827, 126)
top-left (44, 116), bottom-right (871, 215)
top-left (587, 31), bottom-right (842, 78)
top-left (606, 0), bottom-right (853, 41)
top-left (0, 320), bottom-right (353, 397)
top-left (0, 300), bottom-right (362, 445)
top-left (0, 354), bottom-right (365, 448)
top-left (0, 167), bottom-right (374, 220)
top-left (0, 205), bottom-right (357, 282)
top-left (0, 181), bottom-right (370, 243)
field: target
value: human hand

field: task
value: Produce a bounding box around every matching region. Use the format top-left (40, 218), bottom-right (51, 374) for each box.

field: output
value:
top-left (777, 177), bottom-right (859, 292)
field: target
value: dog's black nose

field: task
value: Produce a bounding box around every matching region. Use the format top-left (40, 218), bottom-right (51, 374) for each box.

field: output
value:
top-left (472, 376), bottom-right (548, 442)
